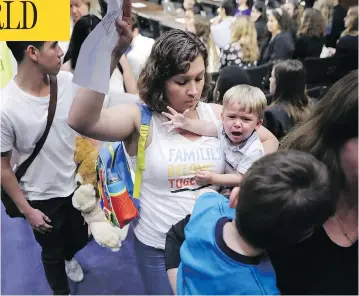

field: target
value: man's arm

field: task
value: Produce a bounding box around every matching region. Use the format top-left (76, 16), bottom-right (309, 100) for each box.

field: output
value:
top-left (1, 152), bottom-right (52, 233)
top-left (1, 151), bottom-right (31, 215)
top-left (119, 55), bottom-right (138, 94)
top-left (167, 268), bottom-right (178, 295)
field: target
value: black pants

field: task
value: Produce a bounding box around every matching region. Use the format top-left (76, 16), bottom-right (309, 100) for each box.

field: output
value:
top-left (30, 194), bottom-right (88, 295)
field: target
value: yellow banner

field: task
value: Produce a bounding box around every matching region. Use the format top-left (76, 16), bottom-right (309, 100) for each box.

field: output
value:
top-left (0, 0), bottom-right (70, 41)
top-left (0, 41), bottom-right (13, 88)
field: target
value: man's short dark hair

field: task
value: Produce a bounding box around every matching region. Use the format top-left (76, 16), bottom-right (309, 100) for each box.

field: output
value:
top-left (236, 150), bottom-right (337, 250)
top-left (6, 41), bottom-right (45, 63)
top-left (221, 0), bottom-right (235, 16)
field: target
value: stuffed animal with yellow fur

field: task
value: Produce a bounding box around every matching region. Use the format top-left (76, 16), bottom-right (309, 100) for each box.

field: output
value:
top-left (72, 136), bottom-right (129, 251)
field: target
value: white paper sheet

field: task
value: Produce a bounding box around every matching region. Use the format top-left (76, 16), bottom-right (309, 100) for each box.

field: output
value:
top-left (132, 2), bottom-right (147, 8)
top-left (72, 0), bottom-right (123, 94)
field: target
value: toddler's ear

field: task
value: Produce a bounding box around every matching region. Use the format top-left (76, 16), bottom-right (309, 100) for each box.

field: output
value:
top-left (255, 119), bottom-right (263, 130)
top-left (229, 187), bottom-right (240, 208)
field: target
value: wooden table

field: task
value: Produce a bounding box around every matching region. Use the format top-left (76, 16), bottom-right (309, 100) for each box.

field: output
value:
top-left (198, 0), bottom-right (222, 6)
top-left (132, 0), bottom-right (186, 31)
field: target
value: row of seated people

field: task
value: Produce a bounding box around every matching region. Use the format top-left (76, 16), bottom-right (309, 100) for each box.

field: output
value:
top-left (189, 1), bottom-right (358, 72)
top-left (206, 57), bottom-right (356, 142)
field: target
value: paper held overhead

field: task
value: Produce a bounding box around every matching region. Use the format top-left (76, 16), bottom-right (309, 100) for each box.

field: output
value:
top-left (73, 0), bottom-right (123, 94)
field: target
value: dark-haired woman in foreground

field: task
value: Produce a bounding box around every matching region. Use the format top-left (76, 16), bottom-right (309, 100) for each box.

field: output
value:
top-left (269, 70), bottom-right (358, 295)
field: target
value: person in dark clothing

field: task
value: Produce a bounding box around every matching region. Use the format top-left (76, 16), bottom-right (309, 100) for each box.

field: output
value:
top-left (251, 1), bottom-right (268, 47)
top-left (293, 8), bottom-right (326, 58)
top-left (282, 0), bottom-right (302, 34)
top-left (264, 60), bottom-right (314, 139)
top-left (293, 8), bottom-right (325, 59)
top-left (325, 3), bottom-right (347, 47)
top-left (335, 5), bottom-right (358, 57)
top-left (271, 70), bottom-right (358, 296)
top-left (259, 8), bottom-right (295, 64)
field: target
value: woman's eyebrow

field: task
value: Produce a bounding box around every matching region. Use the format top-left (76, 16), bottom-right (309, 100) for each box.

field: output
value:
top-left (175, 70), bottom-right (205, 79)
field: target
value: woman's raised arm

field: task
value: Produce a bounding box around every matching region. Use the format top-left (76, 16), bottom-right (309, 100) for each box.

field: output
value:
top-left (68, 88), bottom-right (141, 141)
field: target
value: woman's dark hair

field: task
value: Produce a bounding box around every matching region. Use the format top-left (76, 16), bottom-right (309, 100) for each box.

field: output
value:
top-left (63, 14), bottom-right (101, 70)
top-left (281, 70), bottom-right (358, 194)
top-left (247, 0), bottom-right (254, 9)
top-left (269, 8), bottom-right (294, 32)
top-left (271, 60), bottom-right (311, 123)
top-left (298, 8), bottom-right (326, 37)
top-left (236, 150), bottom-right (336, 250)
top-left (138, 29), bottom-right (210, 113)
top-left (221, 0), bottom-right (236, 16)
top-left (253, 0), bottom-right (267, 21)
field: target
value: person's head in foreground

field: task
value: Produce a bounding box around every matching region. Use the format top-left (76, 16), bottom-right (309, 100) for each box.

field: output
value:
top-left (6, 41), bottom-right (64, 76)
top-left (138, 29), bottom-right (211, 114)
top-left (221, 84), bottom-right (267, 145)
top-left (230, 150), bottom-right (337, 250)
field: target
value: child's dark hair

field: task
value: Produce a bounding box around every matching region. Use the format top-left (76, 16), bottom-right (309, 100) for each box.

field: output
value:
top-left (236, 150), bottom-right (337, 250)
top-left (6, 41), bottom-right (45, 63)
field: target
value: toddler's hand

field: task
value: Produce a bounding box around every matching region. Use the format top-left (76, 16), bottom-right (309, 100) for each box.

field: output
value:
top-left (162, 106), bottom-right (190, 132)
top-left (195, 170), bottom-right (214, 185)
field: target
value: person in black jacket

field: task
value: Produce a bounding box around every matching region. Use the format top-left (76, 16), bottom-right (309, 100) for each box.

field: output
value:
top-left (325, 3), bottom-right (347, 48)
top-left (251, 1), bottom-right (269, 47)
top-left (293, 8), bottom-right (326, 59)
top-left (259, 8), bottom-right (295, 64)
top-left (335, 5), bottom-right (358, 57)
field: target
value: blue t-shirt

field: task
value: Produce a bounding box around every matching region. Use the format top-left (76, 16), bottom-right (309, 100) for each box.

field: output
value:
top-left (177, 192), bottom-right (279, 295)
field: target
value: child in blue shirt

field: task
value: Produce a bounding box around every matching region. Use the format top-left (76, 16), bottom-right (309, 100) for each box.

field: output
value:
top-left (165, 150), bottom-right (336, 295)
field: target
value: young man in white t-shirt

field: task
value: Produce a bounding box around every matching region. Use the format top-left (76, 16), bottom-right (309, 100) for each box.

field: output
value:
top-left (1, 41), bottom-right (88, 295)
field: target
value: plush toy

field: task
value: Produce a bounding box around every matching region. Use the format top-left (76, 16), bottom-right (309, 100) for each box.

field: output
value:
top-left (72, 136), bottom-right (129, 251)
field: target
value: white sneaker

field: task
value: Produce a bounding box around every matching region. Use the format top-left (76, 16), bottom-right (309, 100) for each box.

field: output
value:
top-left (65, 258), bottom-right (84, 282)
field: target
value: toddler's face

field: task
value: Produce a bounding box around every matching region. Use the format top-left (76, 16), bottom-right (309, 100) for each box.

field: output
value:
top-left (222, 102), bottom-right (262, 145)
